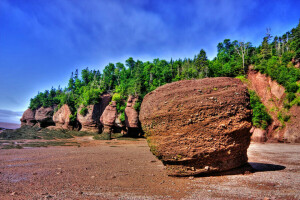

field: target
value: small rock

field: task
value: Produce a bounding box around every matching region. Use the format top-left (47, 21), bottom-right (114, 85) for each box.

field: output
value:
top-left (91, 176), bottom-right (95, 179)
top-left (189, 176), bottom-right (194, 180)
top-left (10, 192), bottom-right (16, 196)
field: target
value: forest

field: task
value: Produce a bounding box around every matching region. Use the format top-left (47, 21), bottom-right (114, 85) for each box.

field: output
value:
top-left (28, 21), bottom-right (300, 129)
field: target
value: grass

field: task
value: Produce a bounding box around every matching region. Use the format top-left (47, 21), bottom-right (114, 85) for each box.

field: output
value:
top-left (0, 141), bottom-right (80, 149)
top-left (0, 126), bottom-right (98, 140)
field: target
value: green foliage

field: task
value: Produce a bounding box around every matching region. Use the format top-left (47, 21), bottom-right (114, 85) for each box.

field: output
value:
top-left (249, 90), bottom-right (272, 129)
top-left (80, 106), bottom-right (88, 116)
top-left (287, 93), bottom-right (296, 103)
top-left (133, 100), bottom-right (141, 111)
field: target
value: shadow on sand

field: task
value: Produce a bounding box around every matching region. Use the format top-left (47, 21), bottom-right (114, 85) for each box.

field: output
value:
top-left (194, 162), bottom-right (286, 177)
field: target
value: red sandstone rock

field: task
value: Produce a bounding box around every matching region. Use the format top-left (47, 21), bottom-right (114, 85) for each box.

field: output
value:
top-left (77, 94), bottom-right (111, 133)
top-left (251, 127), bottom-right (267, 143)
top-left (115, 113), bottom-right (127, 134)
top-left (283, 106), bottom-right (300, 143)
top-left (20, 109), bottom-right (36, 126)
top-left (35, 107), bottom-right (55, 127)
top-left (100, 101), bottom-right (117, 134)
top-left (53, 104), bottom-right (72, 130)
top-left (248, 69), bottom-right (300, 143)
top-left (139, 77), bottom-right (252, 176)
top-left (125, 95), bottom-right (140, 136)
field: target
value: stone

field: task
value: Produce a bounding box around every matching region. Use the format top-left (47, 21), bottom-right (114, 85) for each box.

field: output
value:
top-left (125, 95), bottom-right (140, 136)
top-left (251, 127), bottom-right (267, 143)
top-left (20, 108), bottom-right (36, 126)
top-left (139, 77), bottom-right (252, 176)
top-left (35, 107), bottom-right (55, 127)
top-left (53, 104), bottom-right (73, 130)
top-left (77, 93), bottom-right (111, 133)
top-left (100, 101), bottom-right (117, 138)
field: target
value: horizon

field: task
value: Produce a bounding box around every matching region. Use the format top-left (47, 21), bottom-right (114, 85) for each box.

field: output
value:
top-left (1, 0), bottom-right (300, 123)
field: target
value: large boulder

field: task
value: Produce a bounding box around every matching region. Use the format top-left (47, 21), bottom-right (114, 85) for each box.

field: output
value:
top-left (53, 104), bottom-right (73, 130)
top-left (35, 107), bottom-right (55, 127)
top-left (77, 94), bottom-right (112, 133)
top-left (20, 109), bottom-right (36, 126)
top-left (125, 95), bottom-right (140, 136)
top-left (139, 77), bottom-right (252, 176)
top-left (100, 101), bottom-right (117, 139)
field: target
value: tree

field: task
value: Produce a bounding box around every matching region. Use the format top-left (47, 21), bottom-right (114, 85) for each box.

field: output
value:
top-left (194, 49), bottom-right (209, 77)
top-left (234, 41), bottom-right (251, 74)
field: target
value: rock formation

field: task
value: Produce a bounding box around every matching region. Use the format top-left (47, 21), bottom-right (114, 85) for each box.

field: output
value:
top-left (125, 95), bottom-right (140, 136)
top-left (248, 69), bottom-right (300, 143)
top-left (77, 94), bottom-right (111, 133)
top-left (250, 127), bottom-right (267, 143)
top-left (100, 101), bottom-right (117, 139)
top-left (139, 77), bottom-right (252, 176)
top-left (35, 107), bottom-right (55, 127)
top-left (20, 109), bottom-right (36, 126)
top-left (52, 104), bottom-right (73, 130)
top-left (114, 113), bottom-right (126, 134)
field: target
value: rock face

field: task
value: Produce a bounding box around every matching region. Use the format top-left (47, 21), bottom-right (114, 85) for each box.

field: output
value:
top-left (248, 69), bottom-right (300, 143)
top-left (77, 94), bottom-right (112, 133)
top-left (139, 77), bottom-right (252, 176)
top-left (20, 109), bottom-right (36, 126)
top-left (125, 95), bottom-right (140, 136)
top-left (100, 101), bottom-right (117, 133)
top-left (35, 107), bottom-right (55, 127)
top-left (250, 127), bottom-right (267, 143)
top-left (283, 106), bottom-right (300, 143)
top-left (53, 104), bottom-right (72, 130)
top-left (114, 113), bottom-right (126, 134)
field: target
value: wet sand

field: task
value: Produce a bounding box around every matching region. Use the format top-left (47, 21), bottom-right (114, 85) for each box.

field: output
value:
top-left (0, 138), bottom-right (299, 199)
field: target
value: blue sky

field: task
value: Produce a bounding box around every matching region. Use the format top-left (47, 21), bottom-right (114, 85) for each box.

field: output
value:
top-left (0, 0), bottom-right (299, 123)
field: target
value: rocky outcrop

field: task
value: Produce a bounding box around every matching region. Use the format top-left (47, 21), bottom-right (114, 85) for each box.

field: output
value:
top-left (247, 69), bottom-right (300, 143)
top-left (52, 104), bottom-right (72, 130)
top-left (283, 106), bottom-right (300, 143)
top-left (20, 109), bottom-right (37, 126)
top-left (250, 127), bottom-right (267, 143)
top-left (77, 94), bottom-right (111, 133)
top-left (35, 107), bottom-right (56, 127)
top-left (140, 77), bottom-right (252, 176)
top-left (100, 101), bottom-right (117, 139)
top-left (114, 113), bottom-right (127, 134)
top-left (125, 95), bottom-right (140, 136)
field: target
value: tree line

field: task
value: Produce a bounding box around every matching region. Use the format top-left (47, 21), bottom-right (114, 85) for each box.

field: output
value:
top-left (29, 21), bottom-right (300, 128)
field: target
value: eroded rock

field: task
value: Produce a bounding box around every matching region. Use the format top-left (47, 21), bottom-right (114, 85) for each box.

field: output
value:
top-left (100, 101), bottom-right (117, 139)
top-left (139, 77), bottom-right (252, 176)
top-left (251, 127), bottom-right (267, 143)
top-left (77, 94), bottom-right (111, 133)
top-left (53, 104), bottom-right (72, 130)
top-left (20, 109), bottom-right (36, 126)
top-left (35, 107), bottom-right (55, 127)
top-left (125, 95), bottom-right (140, 136)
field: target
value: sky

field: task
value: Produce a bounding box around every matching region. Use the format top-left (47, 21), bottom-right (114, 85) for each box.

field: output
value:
top-left (0, 0), bottom-right (299, 123)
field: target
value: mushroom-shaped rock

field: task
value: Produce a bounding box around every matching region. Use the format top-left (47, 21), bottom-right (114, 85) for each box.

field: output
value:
top-left (53, 104), bottom-right (73, 130)
top-left (125, 95), bottom-right (140, 136)
top-left (35, 107), bottom-right (55, 127)
top-left (77, 94), bottom-right (112, 133)
top-left (100, 101), bottom-right (117, 139)
top-left (20, 108), bottom-right (36, 126)
top-left (139, 77), bottom-right (252, 176)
